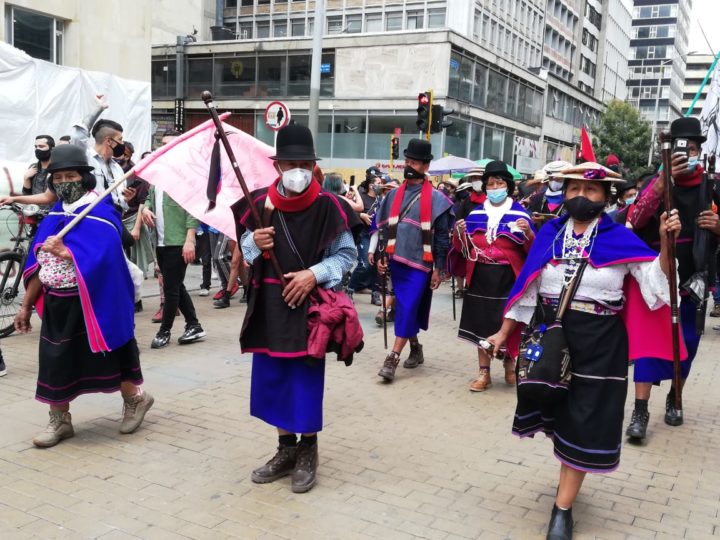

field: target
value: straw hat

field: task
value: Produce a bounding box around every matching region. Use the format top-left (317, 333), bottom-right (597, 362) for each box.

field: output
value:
top-left (526, 169), bottom-right (547, 186)
top-left (543, 160), bottom-right (571, 178)
top-left (557, 161), bottom-right (624, 183)
top-left (461, 166), bottom-right (485, 181)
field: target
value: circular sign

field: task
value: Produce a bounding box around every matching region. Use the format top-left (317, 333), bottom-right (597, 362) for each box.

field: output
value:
top-left (264, 101), bottom-right (291, 131)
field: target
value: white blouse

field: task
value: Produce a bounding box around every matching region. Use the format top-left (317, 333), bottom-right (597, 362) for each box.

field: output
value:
top-left (506, 257), bottom-right (672, 324)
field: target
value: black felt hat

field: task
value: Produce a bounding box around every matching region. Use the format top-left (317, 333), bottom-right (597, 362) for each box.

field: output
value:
top-left (481, 160), bottom-right (515, 193)
top-left (45, 145), bottom-right (94, 173)
top-left (270, 124), bottom-right (320, 161)
top-left (670, 117), bottom-right (706, 144)
top-left (403, 138), bottom-right (433, 162)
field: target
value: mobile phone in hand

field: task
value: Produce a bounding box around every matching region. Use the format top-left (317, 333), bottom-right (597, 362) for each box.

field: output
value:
top-left (673, 138), bottom-right (689, 160)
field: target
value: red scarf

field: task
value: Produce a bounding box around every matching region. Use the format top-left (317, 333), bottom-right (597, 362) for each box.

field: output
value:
top-left (675, 166), bottom-right (703, 188)
top-left (470, 191), bottom-right (486, 205)
top-left (267, 177), bottom-right (321, 213)
top-left (386, 178), bottom-right (434, 263)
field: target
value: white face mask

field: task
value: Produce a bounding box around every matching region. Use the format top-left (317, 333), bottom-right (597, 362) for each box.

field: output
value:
top-left (281, 168), bottom-right (313, 194)
top-left (548, 180), bottom-right (564, 191)
top-left (471, 180), bottom-right (483, 192)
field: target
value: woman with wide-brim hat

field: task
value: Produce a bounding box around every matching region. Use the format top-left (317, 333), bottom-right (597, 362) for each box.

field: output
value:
top-left (452, 160), bottom-right (534, 391)
top-left (15, 144), bottom-right (153, 448)
top-left (487, 161), bottom-right (682, 539)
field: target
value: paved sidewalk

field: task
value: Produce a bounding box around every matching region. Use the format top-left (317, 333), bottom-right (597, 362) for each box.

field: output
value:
top-left (0, 269), bottom-right (719, 539)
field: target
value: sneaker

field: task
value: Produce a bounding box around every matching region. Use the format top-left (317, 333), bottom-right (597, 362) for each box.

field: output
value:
top-left (213, 289), bottom-right (226, 300)
top-left (213, 291), bottom-right (230, 309)
top-left (151, 306), bottom-right (163, 323)
top-left (228, 282), bottom-right (240, 298)
top-left (378, 352), bottom-right (400, 382)
top-left (665, 391), bottom-right (683, 426)
top-left (626, 408), bottom-right (650, 439)
top-left (120, 391), bottom-right (154, 434)
top-left (0, 358), bottom-right (6, 377)
top-left (178, 325), bottom-right (206, 344)
top-left (251, 445), bottom-right (297, 484)
top-left (371, 291), bottom-right (382, 306)
top-left (403, 342), bottom-right (424, 369)
top-left (33, 410), bottom-right (74, 448)
top-left (710, 304), bottom-right (720, 317)
top-left (198, 288), bottom-right (210, 297)
top-left (292, 442), bottom-right (319, 493)
top-left (151, 330), bottom-right (171, 349)
top-left (469, 370), bottom-right (492, 392)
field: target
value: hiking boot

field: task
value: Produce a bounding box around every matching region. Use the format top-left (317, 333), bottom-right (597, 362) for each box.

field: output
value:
top-left (375, 308), bottom-right (394, 327)
top-left (251, 445), bottom-right (297, 484)
top-left (503, 359), bottom-right (516, 386)
top-left (178, 325), bottom-right (206, 344)
top-left (213, 291), bottom-right (230, 309)
top-left (371, 291), bottom-right (382, 306)
top-left (403, 342), bottom-right (424, 369)
top-left (120, 391), bottom-right (154, 434)
top-left (546, 504), bottom-right (573, 540)
top-left (151, 330), bottom-right (171, 349)
top-left (665, 392), bottom-right (683, 426)
top-left (378, 352), bottom-right (401, 382)
top-left (625, 408), bottom-right (650, 439)
top-left (33, 410), bottom-right (74, 448)
top-left (292, 442), bottom-right (319, 493)
top-left (470, 370), bottom-right (492, 392)
top-left (710, 304), bottom-right (720, 317)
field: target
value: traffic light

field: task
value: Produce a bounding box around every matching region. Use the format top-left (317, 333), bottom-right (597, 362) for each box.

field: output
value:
top-left (431, 104), bottom-right (453, 133)
top-left (416, 92), bottom-right (432, 133)
top-left (390, 137), bottom-right (400, 160)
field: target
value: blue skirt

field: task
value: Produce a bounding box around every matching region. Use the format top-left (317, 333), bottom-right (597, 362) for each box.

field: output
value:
top-left (633, 297), bottom-right (700, 383)
top-left (390, 259), bottom-right (432, 338)
top-left (250, 353), bottom-right (325, 433)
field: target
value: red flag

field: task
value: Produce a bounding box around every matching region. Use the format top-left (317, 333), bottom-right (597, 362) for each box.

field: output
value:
top-left (579, 126), bottom-right (596, 163)
top-left (134, 114), bottom-right (277, 240)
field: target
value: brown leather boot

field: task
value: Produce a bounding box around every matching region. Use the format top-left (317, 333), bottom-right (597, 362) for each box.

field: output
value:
top-left (503, 359), bottom-right (516, 386)
top-left (470, 368), bottom-right (492, 392)
top-left (251, 445), bottom-right (297, 483)
top-left (403, 341), bottom-right (424, 369)
top-left (292, 442), bottom-right (318, 493)
top-left (378, 352), bottom-right (401, 382)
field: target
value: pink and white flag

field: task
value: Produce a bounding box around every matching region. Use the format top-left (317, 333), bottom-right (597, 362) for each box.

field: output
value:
top-left (134, 113), bottom-right (278, 240)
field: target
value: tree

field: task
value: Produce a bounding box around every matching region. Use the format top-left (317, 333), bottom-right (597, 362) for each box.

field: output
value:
top-left (592, 99), bottom-right (653, 179)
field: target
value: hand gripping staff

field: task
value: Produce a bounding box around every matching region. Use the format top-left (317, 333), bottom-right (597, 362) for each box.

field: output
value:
top-left (659, 132), bottom-right (683, 415)
top-left (201, 91), bottom-right (287, 287)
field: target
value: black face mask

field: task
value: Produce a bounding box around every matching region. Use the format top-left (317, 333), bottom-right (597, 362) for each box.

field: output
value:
top-left (403, 165), bottom-right (425, 180)
top-left (565, 196), bottom-right (605, 222)
top-left (111, 141), bottom-right (126, 158)
top-left (35, 148), bottom-right (52, 162)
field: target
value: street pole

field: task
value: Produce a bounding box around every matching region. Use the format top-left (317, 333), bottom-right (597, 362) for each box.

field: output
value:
top-left (308, 0), bottom-right (325, 141)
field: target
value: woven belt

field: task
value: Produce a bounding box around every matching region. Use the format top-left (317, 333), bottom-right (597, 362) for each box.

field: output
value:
top-left (541, 296), bottom-right (619, 316)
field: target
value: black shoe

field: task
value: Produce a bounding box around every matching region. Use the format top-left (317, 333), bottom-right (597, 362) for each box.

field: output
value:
top-left (151, 331), bottom-right (171, 349)
top-left (403, 342), bottom-right (424, 369)
top-left (251, 445), bottom-right (297, 484)
top-left (625, 408), bottom-right (649, 440)
top-left (546, 504), bottom-right (573, 540)
top-left (134, 300), bottom-right (143, 313)
top-left (178, 325), bottom-right (206, 345)
top-left (213, 291), bottom-right (230, 309)
top-left (378, 352), bottom-right (400, 382)
top-left (292, 442), bottom-right (318, 493)
top-left (665, 392), bottom-right (684, 426)
top-left (0, 358), bottom-right (6, 377)
top-left (371, 291), bottom-right (382, 306)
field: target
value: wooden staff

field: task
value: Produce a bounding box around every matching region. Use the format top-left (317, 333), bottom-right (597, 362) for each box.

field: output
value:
top-left (201, 91), bottom-right (286, 287)
top-left (659, 132), bottom-right (682, 413)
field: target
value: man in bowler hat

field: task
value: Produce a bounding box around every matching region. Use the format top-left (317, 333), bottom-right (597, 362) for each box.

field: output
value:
top-left (372, 138), bottom-right (454, 382)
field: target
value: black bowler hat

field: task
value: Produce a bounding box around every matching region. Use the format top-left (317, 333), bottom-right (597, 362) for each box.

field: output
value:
top-left (270, 124), bottom-right (320, 161)
top-left (670, 117), bottom-right (706, 144)
top-left (482, 160), bottom-right (515, 193)
top-left (45, 145), bottom-right (94, 173)
top-left (403, 138), bottom-right (433, 162)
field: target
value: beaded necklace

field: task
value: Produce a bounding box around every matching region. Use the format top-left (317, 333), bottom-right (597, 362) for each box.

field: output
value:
top-left (553, 217), bottom-right (599, 285)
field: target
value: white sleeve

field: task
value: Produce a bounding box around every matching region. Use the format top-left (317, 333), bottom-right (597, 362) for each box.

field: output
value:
top-left (628, 257), bottom-right (674, 310)
top-left (505, 279), bottom-right (539, 325)
top-left (368, 231), bottom-right (379, 254)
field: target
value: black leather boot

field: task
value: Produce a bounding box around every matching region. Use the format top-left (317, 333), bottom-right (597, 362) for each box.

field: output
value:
top-left (625, 408), bottom-right (650, 440)
top-left (403, 341), bottom-right (424, 368)
top-left (547, 504), bottom-right (573, 540)
top-left (251, 445), bottom-right (297, 483)
top-left (665, 391), bottom-right (683, 426)
top-left (292, 442), bottom-right (318, 493)
top-left (378, 352), bottom-right (401, 381)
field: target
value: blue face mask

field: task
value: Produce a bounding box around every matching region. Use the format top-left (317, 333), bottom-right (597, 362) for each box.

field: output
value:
top-left (688, 156), bottom-right (699, 171)
top-left (624, 196), bottom-right (636, 206)
top-left (486, 188), bottom-right (508, 204)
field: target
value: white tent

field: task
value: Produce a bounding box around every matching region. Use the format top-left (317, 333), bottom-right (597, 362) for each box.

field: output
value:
top-left (0, 42), bottom-right (151, 193)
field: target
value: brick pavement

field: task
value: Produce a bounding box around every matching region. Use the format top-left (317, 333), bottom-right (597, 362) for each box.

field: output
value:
top-left (0, 268), bottom-right (719, 539)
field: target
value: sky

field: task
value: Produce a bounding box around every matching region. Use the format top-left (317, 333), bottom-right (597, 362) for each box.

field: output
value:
top-left (689, 0), bottom-right (720, 56)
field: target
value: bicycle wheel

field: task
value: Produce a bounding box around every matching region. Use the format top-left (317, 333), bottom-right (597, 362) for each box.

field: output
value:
top-left (0, 250), bottom-right (25, 338)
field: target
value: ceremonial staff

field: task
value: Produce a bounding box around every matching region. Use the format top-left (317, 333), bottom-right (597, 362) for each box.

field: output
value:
top-left (379, 228), bottom-right (388, 350)
top-left (659, 132), bottom-right (683, 414)
top-left (202, 90), bottom-right (287, 287)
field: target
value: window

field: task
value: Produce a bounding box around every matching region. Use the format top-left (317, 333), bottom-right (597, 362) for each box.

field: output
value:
top-left (366, 13), bottom-right (382, 32)
top-left (186, 58), bottom-right (213, 98)
top-left (215, 56), bottom-right (256, 97)
top-left (257, 55), bottom-right (285, 96)
top-left (327, 15), bottom-right (343, 34)
top-left (346, 14), bottom-right (362, 33)
top-left (291, 19), bottom-right (305, 37)
top-left (274, 20), bottom-right (287, 38)
top-left (256, 21), bottom-right (270, 38)
top-left (239, 21), bottom-right (253, 39)
top-left (386, 12), bottom-right (402, 31)
top-left (407, 10), bottom-right (424, 30)
top-left (6, 6), bottom-right (64, 64)
top-left (288, 55), bottom-right (311, 96)
top-left (428, 8), bottom-right (446, 28)
top-left (151, 58), bottom-right (176, 99)
top-left (486, 69), bottom-right (507, 114)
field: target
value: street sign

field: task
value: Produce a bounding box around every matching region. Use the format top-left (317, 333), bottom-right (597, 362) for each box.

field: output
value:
top-left (264, 101), bottom-right (291, 131)
top-left (174, 98), bottom-right (185, 132)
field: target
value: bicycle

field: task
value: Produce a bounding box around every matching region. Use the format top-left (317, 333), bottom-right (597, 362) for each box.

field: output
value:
top-left (0, 203), bottom-right (47, 337)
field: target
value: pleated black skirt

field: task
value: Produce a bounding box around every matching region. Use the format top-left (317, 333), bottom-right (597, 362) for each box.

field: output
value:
top-left (458, 263), bottom-right (515, 346)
